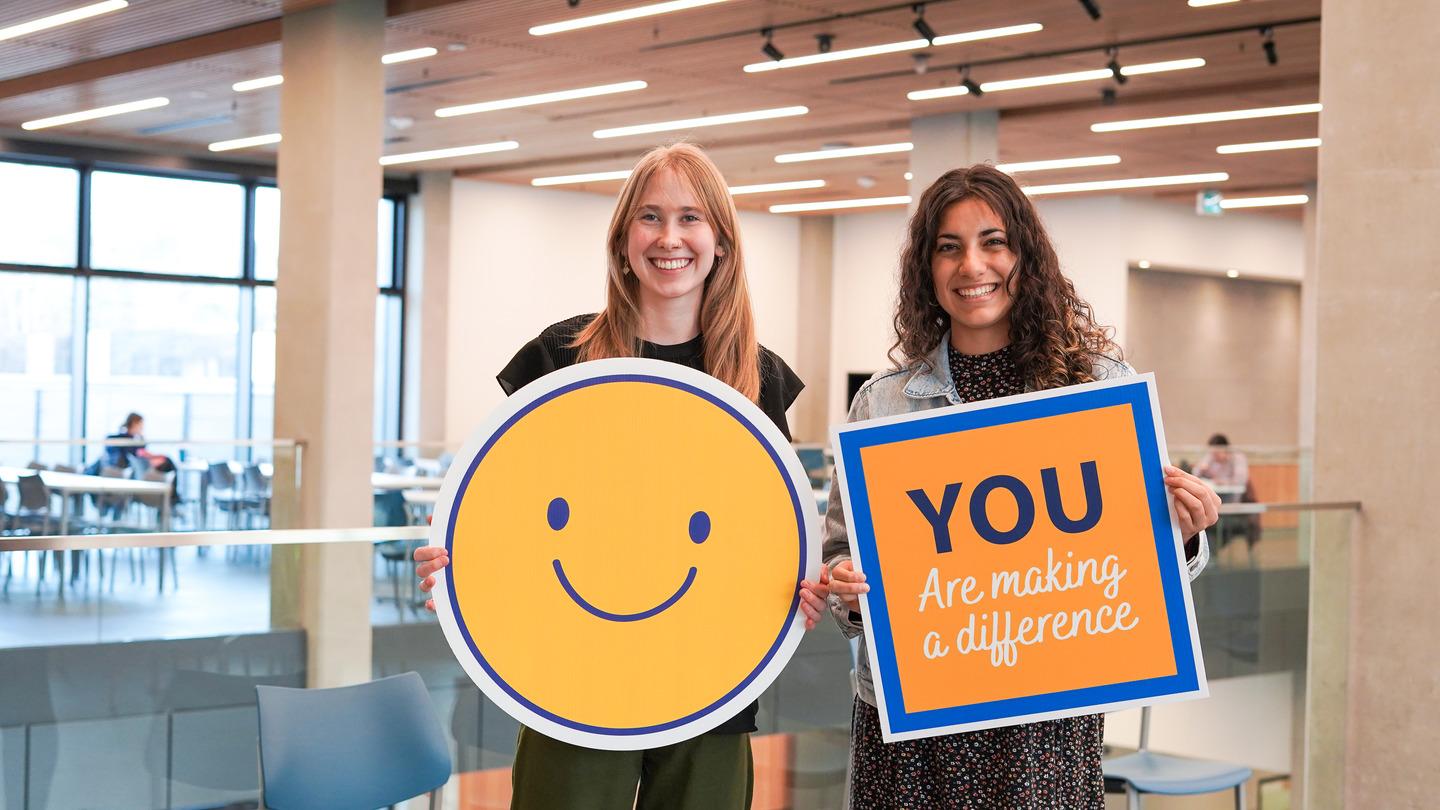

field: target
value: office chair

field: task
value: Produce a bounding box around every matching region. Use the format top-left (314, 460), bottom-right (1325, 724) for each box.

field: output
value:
top-left (255, 671), bottom-right (451, 810)
top-left (1103, 706), bottom-right (1252, 809)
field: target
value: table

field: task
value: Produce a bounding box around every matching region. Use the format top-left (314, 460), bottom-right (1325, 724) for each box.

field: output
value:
top-left (401, 489), bottom-right (439, 507)
top-left (0, 466), bottom-right (173, 595)
top-left (371, 472), bottom-right (443, 491)
top-left (1209, 483), bottom-right (1245, 500)
top-left (0, 466), bottom-right (172, 535)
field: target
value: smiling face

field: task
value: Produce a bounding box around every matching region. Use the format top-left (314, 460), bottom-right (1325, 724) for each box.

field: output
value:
top-left (624, 167), bottom-right (722, 313)
top-left (931, 197), bottom-right (1019, 355)
top-left (444, 371), bottom-right (804, 735)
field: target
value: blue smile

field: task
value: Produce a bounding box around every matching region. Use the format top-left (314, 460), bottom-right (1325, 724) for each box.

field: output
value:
top-left (552, 560), bottom-right (697, 622)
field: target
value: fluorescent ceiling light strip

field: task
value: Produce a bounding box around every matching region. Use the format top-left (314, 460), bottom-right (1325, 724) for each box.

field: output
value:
top-left (728, 179), bottom-right (826, 195)
top-left (912, 58), bottom-right (1202, 100)
top-left (593, 106), bottom-right (807, 139)
top-left (1219, 194), bottom-right (1309, 209)
top-left (908, 85), bottom-right (969, 101)
top-left (531, 0), bottom-right (729, 36)
top-left (769, 195), bottom-right (911, 213)
top-left (1023, 172), bottom-right (1229, 196)
top-left (233, 74), bottom-right (283, 92)
top-left (209, 133), bottom-right (282, 152)
top-left (21, 96), bottom-right (169, 130)
top-left (745, 39), bottom-right (926, 73)
top-left (379, 140), bottom-right (519, 166)
top-left (1216, 137), bottom-right (1321, 154)
top-left (774, 142), bottom-right (912, 163)
top-left (1189, 0), bottom-right (1240, 6)
top-left (981, 68), bottom-right (1114, 92)
top-left (1119, 57), bottom-right (1206, 76)
top-left (932, 23), bottom-right (1044, 47)
top-left (743, 23), bottom-right (1042, 74)
top-left (996, 155), bottom-right (1121, 173)
top-left (532, 170), bottom-right (633, 186)
top-left (1092, 103), bottom-right (1322, 132)
top-left (437, 81), bottom-right (648, 117)
top-left (0, 1), bottom-right (127, 43)
top-left (382, 47), bottom-right (438, 64)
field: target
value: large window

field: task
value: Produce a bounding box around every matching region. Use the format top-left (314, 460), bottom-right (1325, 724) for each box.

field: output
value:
top-left (0, 157), bottom-right (407, 463)
top-left (0, 273), bottom-right (76, 467)
top-left (0, 161), bottom-right (79, 268)
top-left (86, 278), bottom-right (240, 460)
top-left (90, 171), bottom-right (245, 277)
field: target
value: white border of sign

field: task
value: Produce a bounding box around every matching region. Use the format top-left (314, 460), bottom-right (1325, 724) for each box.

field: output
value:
top-left (831, 373), bottom-right (1208, 742)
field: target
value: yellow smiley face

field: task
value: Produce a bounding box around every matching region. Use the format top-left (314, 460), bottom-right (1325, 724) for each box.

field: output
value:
top-left (433, 358), bottom-right (816, 750)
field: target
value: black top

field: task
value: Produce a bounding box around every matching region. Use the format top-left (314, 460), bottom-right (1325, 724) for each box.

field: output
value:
top-left (496, 313), bottom-right (805, 735)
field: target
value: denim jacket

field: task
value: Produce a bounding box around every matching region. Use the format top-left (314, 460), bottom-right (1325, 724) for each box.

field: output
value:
top-left (822, 340), bottom-right (1211, 708)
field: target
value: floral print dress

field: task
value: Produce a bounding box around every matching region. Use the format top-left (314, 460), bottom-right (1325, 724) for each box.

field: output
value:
top-left (847, 344), bottom-right (1106, 810)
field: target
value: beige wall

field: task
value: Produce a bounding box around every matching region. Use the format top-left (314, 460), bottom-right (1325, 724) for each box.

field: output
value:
top-left (1125, 269), bottom-right (1301, 448)
top-left (443, 179), bottom-right (802, 443)
top-left (824, 197), bottom-right (1306, 432)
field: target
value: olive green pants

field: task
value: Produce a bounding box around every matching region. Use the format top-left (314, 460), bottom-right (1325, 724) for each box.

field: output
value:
top-left (510, 726), bottom-right (754, 810)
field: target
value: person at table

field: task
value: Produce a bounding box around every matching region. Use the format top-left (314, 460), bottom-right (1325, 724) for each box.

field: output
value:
top-left (1193, 433), bottom-right (1249, 492)
top-left (85, 413), bottom-right (173, 475)
top-left (820, 164), bottom-right (1219, 808)
top-left (1193, 433), bottom-right (1258, 550)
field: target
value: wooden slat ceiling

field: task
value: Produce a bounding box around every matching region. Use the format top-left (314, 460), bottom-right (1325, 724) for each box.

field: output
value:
top-left (0, 0), bottom-right (1321, 213)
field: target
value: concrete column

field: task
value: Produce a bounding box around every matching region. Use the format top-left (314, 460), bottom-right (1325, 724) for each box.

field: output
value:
top-left (270, 0), bottom-right (385, 689)
top-left (908, 110), bottom-right (999, 204)
top-left (406, 170), bottom-right (452, 449)
top-left (793, 215), bottom-right (834, 444)
top-left (1310, 0), bottom-right (1440, 806)
top-left (1297, 187), bottom-right (1318, 458)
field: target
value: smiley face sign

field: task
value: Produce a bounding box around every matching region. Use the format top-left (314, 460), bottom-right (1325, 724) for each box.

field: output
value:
top-left (431, 358), bottom-right (819, 750)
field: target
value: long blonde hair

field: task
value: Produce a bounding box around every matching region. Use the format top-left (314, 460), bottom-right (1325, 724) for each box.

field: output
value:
top-left (572, 142), bottom-right (761, 402)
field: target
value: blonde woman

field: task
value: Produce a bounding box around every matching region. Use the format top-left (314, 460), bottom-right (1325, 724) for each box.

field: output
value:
top-left (414, 143), bottom-right (831, 809)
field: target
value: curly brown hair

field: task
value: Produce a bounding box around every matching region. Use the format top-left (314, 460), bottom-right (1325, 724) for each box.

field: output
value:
top-left (890, 164), bottom-right (1119, 391)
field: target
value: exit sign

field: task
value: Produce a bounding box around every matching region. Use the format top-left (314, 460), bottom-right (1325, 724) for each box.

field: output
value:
top-left (1196, 189), bottom-right (1224, 216)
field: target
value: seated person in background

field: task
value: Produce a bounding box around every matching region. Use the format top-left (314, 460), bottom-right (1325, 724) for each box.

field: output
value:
top-left (1193, 433), bottom-right (1248, 490)
top-left (1193, 433), bottom-right (1259, 550)
top-left (87, 412), bottom-right (174, 475)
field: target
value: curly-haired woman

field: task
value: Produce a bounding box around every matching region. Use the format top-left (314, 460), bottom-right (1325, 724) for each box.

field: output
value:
top-left (818, 165), bottom-right (1219, 808)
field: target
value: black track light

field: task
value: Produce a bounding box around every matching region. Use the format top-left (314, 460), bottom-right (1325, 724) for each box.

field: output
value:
top-left (959, 66), bottom-right (983, 97)
top-left (912, 4), bottom-right (938, 44)
top-left (1260, 27), bottom-right (1278, 66)
top-left (1077, 0), bottom-right (1101, 20)
top-left (816, 33), bottom-right (833, 54)
top-left (761, 28), bottom-right (784, 62)
top-left (1106, 49), bottom-right (1127, 85)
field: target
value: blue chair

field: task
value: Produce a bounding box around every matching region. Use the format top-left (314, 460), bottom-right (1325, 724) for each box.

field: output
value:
top-left (1103, 706), bottom-right (1252, 809)
top-left (256, 671), bottom-right (451, 810)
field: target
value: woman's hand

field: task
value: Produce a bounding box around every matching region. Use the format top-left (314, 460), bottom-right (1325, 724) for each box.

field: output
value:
top-left (828, 559), bottom-right (870, 611)
top-left (798, 564), bottom-right (832, 630)
top-left (414, 545), bottom-right (450, 613)
top-left (1165, 465), bottom-right (1221, 539)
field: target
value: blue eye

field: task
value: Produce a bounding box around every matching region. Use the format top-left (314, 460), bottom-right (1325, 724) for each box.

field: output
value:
top-left (547, 497), bottom-right (569, 531)
top-left (688, 510), bottom-right (710, 544)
